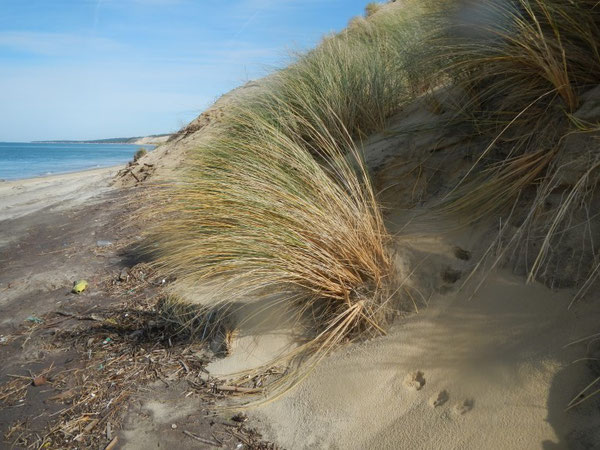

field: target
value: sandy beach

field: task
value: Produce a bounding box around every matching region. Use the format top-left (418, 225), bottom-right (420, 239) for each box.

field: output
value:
top-left (3, 2), bottom-right (600, 448)
top-left (0, 156), bottom-right (277, 449)
top-left (0, 166), bottom-right (127, 327)
top-left (0, 166), bottom-right (119, 223)
top-left (3, 163), bottom-right (598, 449)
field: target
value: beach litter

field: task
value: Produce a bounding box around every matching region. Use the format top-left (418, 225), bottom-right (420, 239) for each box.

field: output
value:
top-left (72, 280), bottom-right (88, 294)
top-left (32, 375), bottom-right (47, 387)
top-left (25, 316), bottom-right (43, 324)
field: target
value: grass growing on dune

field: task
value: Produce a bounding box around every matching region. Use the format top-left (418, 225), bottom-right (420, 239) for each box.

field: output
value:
top-left (434, 0), bottom-right (600, 131)
top-left (157, 99), bottom-right (392, 309)
top-left (147, 1), bottom-right (436, 392)
top-left (148, 0), bottom-right (600, 400)
top-left (429, 0), bottom-right (600, 287)
top-left (272, 0), bottom-right (437, 147)
top-left (150, 92), bottom-right (400, 395)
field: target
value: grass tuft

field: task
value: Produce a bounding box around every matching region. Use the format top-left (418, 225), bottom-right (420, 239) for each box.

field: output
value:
top-left (145, 2), bottom-right (436, 390)
top-left (365, 2), bottom-right (382, 17)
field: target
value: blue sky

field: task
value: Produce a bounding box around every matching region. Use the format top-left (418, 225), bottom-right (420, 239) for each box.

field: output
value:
top-left (0, 0), bottom-right (371, 141)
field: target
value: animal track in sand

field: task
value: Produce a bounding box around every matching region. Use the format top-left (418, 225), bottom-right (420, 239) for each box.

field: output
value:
top-left (454, 399), bottom-right (474, 415)
top-left (453, 246), bottom-right (471, 261)
top-left (403, 370), bottom-right (426, 391)
top-left (442, 267), bottom-right (462, 284)
top-left (429, 390), bottom-right (449, 407)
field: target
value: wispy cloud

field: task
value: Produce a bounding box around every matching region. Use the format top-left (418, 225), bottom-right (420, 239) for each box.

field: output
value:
top-left (0, 0), bottom-right (363, 141)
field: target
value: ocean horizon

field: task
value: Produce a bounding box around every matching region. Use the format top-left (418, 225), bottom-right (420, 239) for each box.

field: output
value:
top-left (0, 142), bottom-right (154, 181)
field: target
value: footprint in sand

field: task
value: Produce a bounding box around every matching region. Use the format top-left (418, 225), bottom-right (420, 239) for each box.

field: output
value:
top-left (403, 370), bottom-right (426, 391)
top-left (453, 246), bottom-right (471, 261)
top-left (442, 267), bottom-right (462, 284)
top-left (429, 390), bottom-right (449, 408)
top-left (454, 399), bottom-right (474, 415)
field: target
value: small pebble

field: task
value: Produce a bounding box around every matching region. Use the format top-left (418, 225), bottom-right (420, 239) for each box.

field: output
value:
top-left (171, 424), bottom-right (177, 429)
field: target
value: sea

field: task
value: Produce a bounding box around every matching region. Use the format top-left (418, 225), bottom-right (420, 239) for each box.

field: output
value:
top-left (0, 142), bottom-right (155, 181)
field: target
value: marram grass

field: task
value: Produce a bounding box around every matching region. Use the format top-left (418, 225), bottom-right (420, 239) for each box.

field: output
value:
top-left (142, 1), bottom-right (442, 396)
top-left (148, 91), bottom-right (400, 397)
top-left (145, 0), bottom-right (600, 402)
top-left (430, 0), bottom-right (600, 288)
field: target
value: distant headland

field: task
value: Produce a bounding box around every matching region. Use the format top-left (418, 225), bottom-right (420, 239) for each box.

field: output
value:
top-left (33, 133), bottom-right (172, 145)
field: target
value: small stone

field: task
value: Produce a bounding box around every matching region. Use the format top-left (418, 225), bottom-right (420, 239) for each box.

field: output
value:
top-left (171, 423), bottom-right (177, 429)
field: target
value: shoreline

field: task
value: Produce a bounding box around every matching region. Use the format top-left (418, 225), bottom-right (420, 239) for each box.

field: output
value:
top-left (0, 165), bottom-right (121, 224)
top-left (0, 164), bottom-right (124, 185)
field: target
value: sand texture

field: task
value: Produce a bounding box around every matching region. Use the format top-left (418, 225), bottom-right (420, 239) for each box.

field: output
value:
top-left (248, 271), bottom-right (600, 449)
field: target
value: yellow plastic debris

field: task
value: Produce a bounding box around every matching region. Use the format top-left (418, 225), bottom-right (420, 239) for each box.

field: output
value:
top-left (72, 280), bottom-right (88, 294)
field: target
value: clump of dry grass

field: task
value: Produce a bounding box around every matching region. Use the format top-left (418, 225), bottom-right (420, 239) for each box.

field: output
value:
top-left (134, 148), bottom-right (147, 162)
top-left (142, 1), bottom-right (442, 394)
top-left (433, 0), bottom-right (600, 130)
top-left (146, 89), bottom-right (403, 396)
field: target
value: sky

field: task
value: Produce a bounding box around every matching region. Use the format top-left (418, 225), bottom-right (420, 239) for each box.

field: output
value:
top-left (0, 0), bottom-right (371, 142)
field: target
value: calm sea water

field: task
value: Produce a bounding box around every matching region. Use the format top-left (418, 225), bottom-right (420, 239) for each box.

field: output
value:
top-left (0, 142), bottom-right (155, 180)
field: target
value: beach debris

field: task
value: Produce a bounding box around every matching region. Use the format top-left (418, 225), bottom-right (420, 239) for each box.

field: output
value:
top-left (32, 375), bottom-right (47, 387)
top-left (454, 399), bottom-right (474, 415)
top-left (105, 436), bottom-right (119, 450)
top-left (231, 412), bottom-right (248, 423)
top-left (182, 430), bottom-right (221, 447)
top-left (25, 316), bottom-right (43, 324)
top-left (119, 268), bottom-right (129, 281)
top-left (72, 280), bottom-right (88, 294)
top-left (429, 390), bottom-right (449, 407)
top-left (403, 370), bottom-right (426, 391)
top-left (96, 240), bottom-right (113, 247)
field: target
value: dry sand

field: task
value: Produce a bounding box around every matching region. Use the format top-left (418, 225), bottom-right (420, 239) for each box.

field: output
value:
top-left (0, 166), bottom-right (127, 328)
top-left (3, 80), bottom-right (600, 449)
top-left (245, 270), bottom-right (600, 449)
top-left (0, 166), bottom-right (118, 224)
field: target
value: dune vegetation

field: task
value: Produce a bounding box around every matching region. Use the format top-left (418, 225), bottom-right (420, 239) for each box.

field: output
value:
top-left (148, 0), bottom-right (600, 399)
top-left (433, 0), bottom-right (600, 289)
